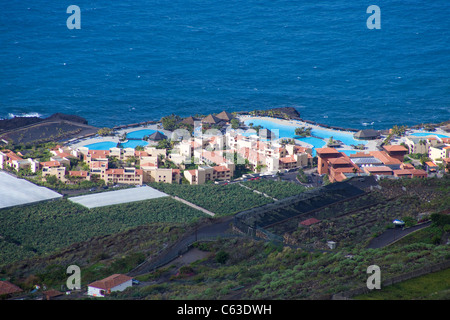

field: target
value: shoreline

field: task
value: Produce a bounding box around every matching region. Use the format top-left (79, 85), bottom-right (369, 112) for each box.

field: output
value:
top-left (67, 113), bottom-right (450, 155)
top-left (4, 110), bottom-right (448, 152)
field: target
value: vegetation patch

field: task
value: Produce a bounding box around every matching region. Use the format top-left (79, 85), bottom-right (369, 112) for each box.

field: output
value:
top-left (148, 182), bottom-right (273, 216)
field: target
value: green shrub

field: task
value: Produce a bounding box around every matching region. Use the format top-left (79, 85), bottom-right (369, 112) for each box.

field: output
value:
top-left (215, 250), bottom-right (229, 264)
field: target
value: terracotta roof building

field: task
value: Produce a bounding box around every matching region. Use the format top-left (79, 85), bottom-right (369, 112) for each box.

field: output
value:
top-left (215, 111), bottom-right (234, 122)
top-left (300, 218), bottom-right (321, 226)
top-left (202, 114), bottom-right (221, 125)
top-left (88, 274), bottom-right (133, 297)
top-left (382, 145), bottom-right (408, 162)
top-left (0, 281), bottom-right (23, 296)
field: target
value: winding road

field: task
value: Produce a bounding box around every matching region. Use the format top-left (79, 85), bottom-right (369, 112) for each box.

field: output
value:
top-left (367, 221), bottom-right (432, 249)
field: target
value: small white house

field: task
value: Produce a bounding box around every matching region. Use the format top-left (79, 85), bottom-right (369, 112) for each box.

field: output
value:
top-left (87, 274), bottom-right (133, 297)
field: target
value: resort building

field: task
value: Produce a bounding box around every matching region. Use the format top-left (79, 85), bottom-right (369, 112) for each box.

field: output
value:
top-left (350, 151), bottom-right (403, 170)
top-left (0, 150), bottom-right (40, 173)
top-left (428, 144), bottom-right (450, 163)
top-left (393, 168), bottom-right (427, 178)
top-left (105, 167), bottom-right (143, 185)
top-left (425, 161), bottom-right (439, 173)
top-left (84, 150), bottom-right (110, 165)
top-left (42, 165), bottom-right (66, 182)
top-left (382, 145), bottom-right (409, 162)
top-left (363, 166), bottom-right (393, 177)
top-left (183, 164), bottom-right (234, 185)
top-left (50, 145), bottom-right (79, 160)
top-left (144, 168), bottom-right (181, 184)
top-left (403, 136), bottom-right (429, 154)
top-left (316, 148), bottom-right (362, 183)
top-left (68, 170), bottom-right (91, 182)
top-left (278, 153), bottom-right (309, 170)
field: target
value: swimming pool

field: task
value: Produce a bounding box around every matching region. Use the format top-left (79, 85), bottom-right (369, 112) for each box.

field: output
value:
top-left (295, 137), bottom-right (326, 156)
top-left (126, 129), bottom-right (159, 140)
top-left (410, 132), bottom-right (449, 138)
top-left (120, 140), bottom-right (149, 149)
top-left (83, 141), bottom-right (118, 150)
top-left (340, 150), bottom-right (361, 156)
top-left (243, 118), bottom-right (368, 147)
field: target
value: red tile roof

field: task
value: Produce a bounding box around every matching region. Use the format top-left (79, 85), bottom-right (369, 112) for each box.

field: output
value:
top-left (213, 165), bottom-right (230, 172)
top-left (315, 147), bottom-right (340, 154)
top-left (6, 152), bottom-right (23, 161)
top-left (279, 155), bottom-right (297, 163)
top-left (69, 170), bottom-right (89, 177)
top-left (300, 218), bottom-right (320, 226)
top-left (328, 157), bottom-right (351, 165)
top-left (88, 274), bottom-right (132, 291)
top-left (134, 151), bottom-right (148, 157)
top-left (40, 160), bottom-right (61, 167)
top-left (0, 281), bottom-right (23, 295)
top-left (383, 145), bottom-right (408, 152)
top-left (364, 166), bottom-right (393, 174)
top-left (369, 151), bottom-right (401, 165)
top-left (106, 169), bottom-right (125, 175)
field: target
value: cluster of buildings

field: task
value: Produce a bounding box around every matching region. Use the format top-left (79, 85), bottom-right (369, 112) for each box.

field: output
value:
top-left (0, 117), bottom-right (314, 186)
top-left (316, 142), bottom-right (444, 183)
top-left (2, 113), bottom-right (449, 187)
top-left (403, 135), bottom-right (450, 168)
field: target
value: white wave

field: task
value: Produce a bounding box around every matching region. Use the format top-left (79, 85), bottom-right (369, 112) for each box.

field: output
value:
top-left (7, 112), bottom-right (43, 119)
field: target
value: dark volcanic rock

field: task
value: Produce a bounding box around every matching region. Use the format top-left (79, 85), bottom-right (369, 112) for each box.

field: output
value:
top-left (271, 107), bottom-right (301, 119)
top-left (0, 113), bottom-right (88, 132)
top-left (0, 117), bottom-right (43, 132)
top-left (45, 113), bottom-right (88, 125)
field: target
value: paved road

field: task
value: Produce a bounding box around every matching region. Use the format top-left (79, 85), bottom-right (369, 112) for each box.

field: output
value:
top-left (367, 221), bottom-right (432, 249)
top-left (128, 216), bottom-right (235, 276)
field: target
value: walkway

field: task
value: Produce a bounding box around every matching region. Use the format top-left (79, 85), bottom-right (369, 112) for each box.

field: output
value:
top-left (171, 196), bottom-right (215, 216)
top-left (237, 183), bottom-right (278, 201)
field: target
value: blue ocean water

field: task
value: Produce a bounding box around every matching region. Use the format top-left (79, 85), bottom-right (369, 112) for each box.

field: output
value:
top-left (1, 1), bottom-right (449, 129)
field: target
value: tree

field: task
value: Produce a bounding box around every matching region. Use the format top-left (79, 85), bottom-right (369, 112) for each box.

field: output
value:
top-left (327, 136), bottom-right (334, 146)
top-left (45, 175), bottom-right (58, 185)
top-left (97, 127), bottom-right (113, 136)
top-left (295, 127), bottom-right (312, 137)
top-left (161, 114), bottom-right (182, 131)
top-left (230, 118), bottom-right (240, 129)
top-left (215, 250), bottom-right (229, 264)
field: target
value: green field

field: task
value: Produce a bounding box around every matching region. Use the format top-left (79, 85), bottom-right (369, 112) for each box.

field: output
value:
top-left (241, 179), bottom-right (307, 199)
top-left (148, 182), bottom-right (274, 215)
top-left (0, 197), bottom-right (206, 267)
top-left (354, 267), bottom-right (450, 300)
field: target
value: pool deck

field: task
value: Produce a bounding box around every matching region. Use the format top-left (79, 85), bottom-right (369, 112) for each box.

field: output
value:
top-left (66, 115), bottom-right (448, 153)
top-left (239, 115), bottom-right (380, 152)
top-left (67, 124), bottom-right (172, 150)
